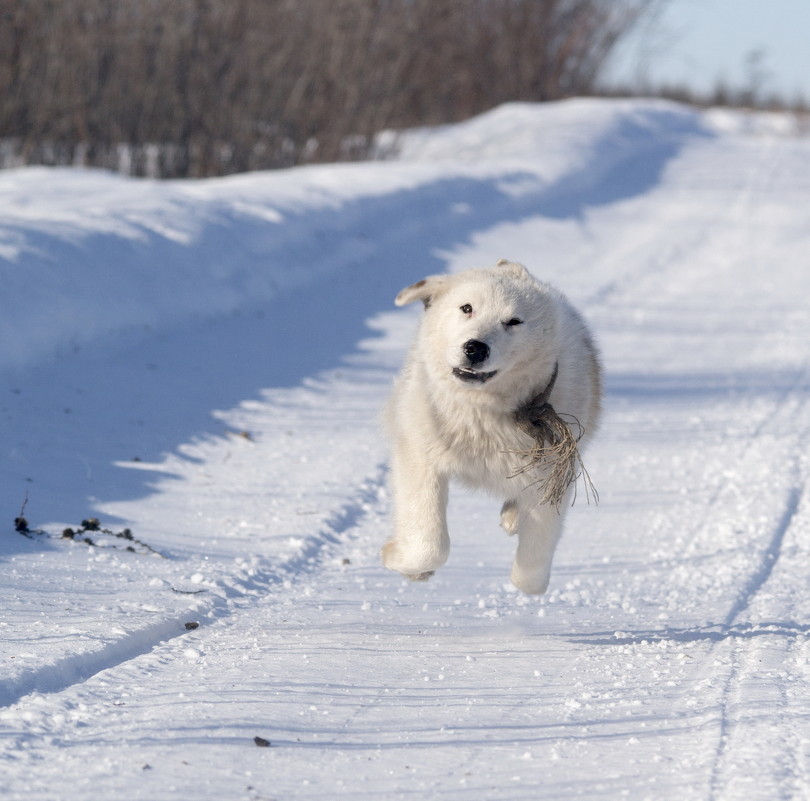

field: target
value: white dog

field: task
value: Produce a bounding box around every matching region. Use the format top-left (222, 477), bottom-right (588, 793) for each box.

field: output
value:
top-left (382, 260), bottom-right (601, 594)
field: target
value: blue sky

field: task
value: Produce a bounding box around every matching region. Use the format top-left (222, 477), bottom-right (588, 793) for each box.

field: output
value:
top-left (606, 0), bottom-right (810, 102)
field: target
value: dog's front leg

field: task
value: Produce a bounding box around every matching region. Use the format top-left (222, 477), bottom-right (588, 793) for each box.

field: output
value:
top-left (381, 443), bottom-right (449, 581)
top-left (509, 500), bottom-right (567, 595)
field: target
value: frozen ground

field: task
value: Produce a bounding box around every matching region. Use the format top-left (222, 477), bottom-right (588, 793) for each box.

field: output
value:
top-left (1, 99), bottom-right (809, 800)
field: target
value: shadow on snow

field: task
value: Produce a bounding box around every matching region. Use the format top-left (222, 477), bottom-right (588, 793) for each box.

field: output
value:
top-left (1, 107), bottom-right (712, 546)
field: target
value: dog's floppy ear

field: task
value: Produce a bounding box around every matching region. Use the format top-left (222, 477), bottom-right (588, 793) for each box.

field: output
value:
top-left (395, 274), bottom-right (451, 309)
top-left (495, 259), bottom-right (531, 280)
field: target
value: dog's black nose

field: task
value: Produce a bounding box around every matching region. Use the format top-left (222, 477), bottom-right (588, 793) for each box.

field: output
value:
top-left (463, 339), bottom-right (489, 365)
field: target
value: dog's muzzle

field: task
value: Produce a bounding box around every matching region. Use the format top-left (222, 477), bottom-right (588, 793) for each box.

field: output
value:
top-left (454, 339), bottom-right (496, 383)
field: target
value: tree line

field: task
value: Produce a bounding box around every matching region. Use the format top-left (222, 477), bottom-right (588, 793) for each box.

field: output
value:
top-left (0, 0), bottom-right (651, 178)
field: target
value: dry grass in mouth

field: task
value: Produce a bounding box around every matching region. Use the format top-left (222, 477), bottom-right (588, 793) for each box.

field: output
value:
top-left (509, 364), bottom-right (597, 508)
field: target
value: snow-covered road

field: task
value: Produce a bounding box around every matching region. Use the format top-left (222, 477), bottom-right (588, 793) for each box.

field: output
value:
top-left (2, 100), bottom-right (809, 800)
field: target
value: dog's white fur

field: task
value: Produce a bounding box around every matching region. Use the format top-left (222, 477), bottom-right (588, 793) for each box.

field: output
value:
top-left (382, 260), bottom-right (601, 594)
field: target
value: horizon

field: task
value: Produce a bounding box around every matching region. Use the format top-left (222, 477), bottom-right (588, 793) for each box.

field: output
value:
top-left (607, 0), bottom-right (810, 102)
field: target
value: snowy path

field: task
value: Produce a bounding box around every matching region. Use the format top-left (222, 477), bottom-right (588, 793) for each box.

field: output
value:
top-left (1, 101), bottom-right (809, 799)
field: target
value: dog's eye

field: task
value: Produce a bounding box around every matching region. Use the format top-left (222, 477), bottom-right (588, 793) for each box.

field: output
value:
top-left (505, 318), bottom-right (523, 327)
top-left (460, 304), bottom-right (473, 315)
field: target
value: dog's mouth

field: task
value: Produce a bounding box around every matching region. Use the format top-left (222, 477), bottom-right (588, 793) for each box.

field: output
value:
top-left (452, 367), bottom-right (498, 384)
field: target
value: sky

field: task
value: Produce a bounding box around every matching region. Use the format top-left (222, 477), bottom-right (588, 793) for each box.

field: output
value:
top-left (606, 0), bottom-right (810, 102)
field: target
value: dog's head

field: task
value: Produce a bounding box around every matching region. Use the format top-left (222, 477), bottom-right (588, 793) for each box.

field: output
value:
top-left (396, 260), bottom-right (559, 391)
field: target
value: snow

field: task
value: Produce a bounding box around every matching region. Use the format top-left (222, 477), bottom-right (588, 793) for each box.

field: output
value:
top-left (2, 97), bottom-right (809, 799)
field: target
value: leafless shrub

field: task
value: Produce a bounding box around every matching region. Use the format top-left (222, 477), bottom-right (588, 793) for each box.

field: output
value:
top-left (0, 0), bottom-right (653, 177)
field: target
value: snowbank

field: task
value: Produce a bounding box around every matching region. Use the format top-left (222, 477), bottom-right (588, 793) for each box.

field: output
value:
top-left (0, 98), bottom-right (709, 373)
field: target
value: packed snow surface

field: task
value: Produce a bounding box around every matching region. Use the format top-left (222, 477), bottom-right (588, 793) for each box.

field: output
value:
top-left (1, 98), bottom-right (809, 799)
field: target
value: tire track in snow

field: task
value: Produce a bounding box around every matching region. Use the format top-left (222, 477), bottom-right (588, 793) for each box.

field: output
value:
top-left (692, 342), bottom-right (810, 798)
top-left (721, 484), bottom-right (803, 629)
top-left (641, 131), bottom-right (807, 633)
top-left (706, 497), bottom-right (803, 801)
top-left (270, 464), bottom-right (388, 583)
top-left (0, 615), bottom-right (198, 710)
top-left (705, 390), bottom-right (810, 800)
top-left (624, 376), bottom-right (810, 797)
top-left (0, 465), bottom-right (388, 712)
top-left (571, 129), bottom-right (810, 798)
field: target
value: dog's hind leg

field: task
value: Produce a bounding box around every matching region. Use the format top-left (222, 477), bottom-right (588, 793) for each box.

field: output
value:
top-left (500, 499), bottom-right (520, 535)
top-left (381, 446), bottom-right (450, 581)
top-left (509, 498), bottom-right (568, 595)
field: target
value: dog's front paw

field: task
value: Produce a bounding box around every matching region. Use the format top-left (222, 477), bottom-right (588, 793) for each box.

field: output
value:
top-left (381, 539), bottom-right (445, 581)
top-left (510, 563), bottom-right (550, 595)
